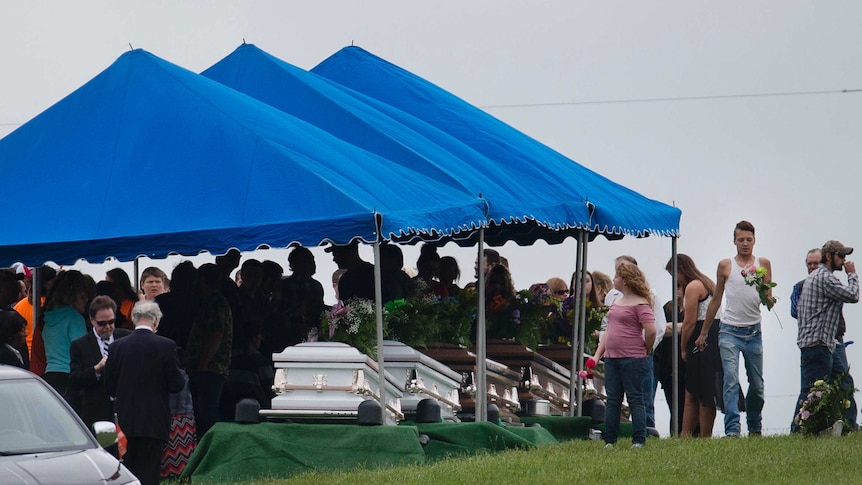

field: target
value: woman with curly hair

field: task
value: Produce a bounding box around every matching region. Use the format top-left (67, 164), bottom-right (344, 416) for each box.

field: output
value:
top-left (591, 262), bottom-right (656, 449)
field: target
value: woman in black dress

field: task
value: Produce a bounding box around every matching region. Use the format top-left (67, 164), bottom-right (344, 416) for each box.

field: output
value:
top-left (666, 254), bottom-right (722, 437)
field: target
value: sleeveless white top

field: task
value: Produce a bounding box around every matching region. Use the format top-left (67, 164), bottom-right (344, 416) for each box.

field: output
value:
top-left (721, 256), bottom-right (762, 327)
top-left (696, 294), bottom-right (722, 321)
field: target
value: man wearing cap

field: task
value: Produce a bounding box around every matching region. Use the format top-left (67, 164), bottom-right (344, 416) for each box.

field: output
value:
top-left (790, 248), bottom-right (858, 430)
top-left (793, 240), bottom-right (859, 431)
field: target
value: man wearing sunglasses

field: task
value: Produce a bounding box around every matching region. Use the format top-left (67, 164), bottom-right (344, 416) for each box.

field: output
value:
top-left (69, 295), bottom-right (131, 435)
top-left (793, 240), bottom-right (859, 432)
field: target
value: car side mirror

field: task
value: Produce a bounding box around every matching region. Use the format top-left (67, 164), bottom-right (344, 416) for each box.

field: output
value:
top-left (93, 421), bottom-right (117, 448)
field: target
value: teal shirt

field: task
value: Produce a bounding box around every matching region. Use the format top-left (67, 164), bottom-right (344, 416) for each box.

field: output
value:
top-left (43, 306), bottom-right (87, 373)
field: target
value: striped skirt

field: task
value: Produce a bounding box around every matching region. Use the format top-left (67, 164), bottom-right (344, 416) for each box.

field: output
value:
top-left (160, 413), bottom-right (197, 479)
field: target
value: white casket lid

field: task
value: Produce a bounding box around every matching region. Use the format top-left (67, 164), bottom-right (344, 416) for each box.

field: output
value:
top-left (382, 340), bottom-right (462, 382)
top-left (273, 342), bottom-right (371, 364)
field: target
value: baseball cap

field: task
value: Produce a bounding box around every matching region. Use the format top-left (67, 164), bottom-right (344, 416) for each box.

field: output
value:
top-left (324, 241), bottom-right (358, 253)
top-left (822, 240), bottom-right (854, 257)
top-left (11, 263), bottom-right (31, 278)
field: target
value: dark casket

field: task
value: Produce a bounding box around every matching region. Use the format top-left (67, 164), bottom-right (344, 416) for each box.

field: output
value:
top-left (418, 343), bottom-right (522, 422)
top-left (484, 339), bottom-right (571, 415)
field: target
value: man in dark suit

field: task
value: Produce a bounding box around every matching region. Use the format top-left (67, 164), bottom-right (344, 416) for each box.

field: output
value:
top-left (69, 295), bottom-right (131, 434)
top-left (105, 299), bottom-right (185, 485)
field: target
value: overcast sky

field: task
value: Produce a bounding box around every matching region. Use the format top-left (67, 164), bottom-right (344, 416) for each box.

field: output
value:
top-left (3, 1), bottom-right (861, 435)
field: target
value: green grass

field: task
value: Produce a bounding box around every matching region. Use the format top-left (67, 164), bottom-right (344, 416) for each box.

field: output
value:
top-left (189, 433), bottom-right (862, 484)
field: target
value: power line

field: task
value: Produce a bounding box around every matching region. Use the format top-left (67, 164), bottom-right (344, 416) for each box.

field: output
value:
top-left (3, 88), bottom-right (860, 128)
top-left (481, 88), bottom-right (862, 109)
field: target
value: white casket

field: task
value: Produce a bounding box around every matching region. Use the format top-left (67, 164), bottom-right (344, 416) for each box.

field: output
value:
top-left (265, 342), bottom-right (404, 424)
top-left (381, 340), bottom-right (462, 422)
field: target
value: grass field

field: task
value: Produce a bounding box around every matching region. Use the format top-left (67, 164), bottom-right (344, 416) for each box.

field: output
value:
top-left (191, 432), bottom-right (862, 484)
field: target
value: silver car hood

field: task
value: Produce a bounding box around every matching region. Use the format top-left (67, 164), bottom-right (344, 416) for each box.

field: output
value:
top-left (0, 448), bottom-right (137, 484)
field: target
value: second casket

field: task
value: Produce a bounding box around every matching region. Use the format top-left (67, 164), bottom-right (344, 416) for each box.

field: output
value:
top-left (381, 340), bottom-right (462, 421)
top-left (269, 342), bottom-right (403, 423)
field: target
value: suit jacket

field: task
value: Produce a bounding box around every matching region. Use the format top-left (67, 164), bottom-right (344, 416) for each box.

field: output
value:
top-left (104, 328), bottom-right (185, 441)
top-left (68, 328), bottom-right (131, 428)
top-left (0, 344), bottom-right (26, 368)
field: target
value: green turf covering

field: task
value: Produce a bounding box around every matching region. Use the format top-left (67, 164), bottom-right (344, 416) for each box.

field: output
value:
top-left (518, 416), bottom-right (593, 441)
top-left (415, 421), bottom-right (557, 461)
top-left (182, 422), bottom-right (425, 482)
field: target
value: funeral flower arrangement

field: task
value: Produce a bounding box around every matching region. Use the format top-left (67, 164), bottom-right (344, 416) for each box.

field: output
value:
top-left (554, 297), bottom-right (608, 354)
top-left (794, 375), bottom-right (854, 435)
top-left (741, 265), bottom-right (777, 310)
top-left (384, 281), bottom-right (474, 348)
top-left (321, 298), bottom-right (388, 359)
top-left (506, 288), bottom-right (560, 351)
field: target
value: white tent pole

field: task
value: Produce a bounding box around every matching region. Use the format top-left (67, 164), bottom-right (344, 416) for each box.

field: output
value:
top-left (373, 238), bottom-right (387, 423)
top-left (568, 232), bottom-right (584, 416)
top-left (476, 227), bottom-right (487, 422)
top-left (671, 237), bottom-right (679, 437)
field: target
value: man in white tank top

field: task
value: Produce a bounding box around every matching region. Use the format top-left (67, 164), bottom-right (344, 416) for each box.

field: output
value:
top-left (696, 220), bottom-right (773, 437)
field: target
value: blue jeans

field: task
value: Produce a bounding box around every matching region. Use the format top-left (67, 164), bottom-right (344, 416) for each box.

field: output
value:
top-left (643, 357), bottom-right (657, 428)
top-left (791, 345), bottom-right (832, 432)
top-left (790, 339), bottom-right (859, 433)
top-left (604, 357), bottom-right (648, 445)
top-left (719, 323), bottom-right (764, 435)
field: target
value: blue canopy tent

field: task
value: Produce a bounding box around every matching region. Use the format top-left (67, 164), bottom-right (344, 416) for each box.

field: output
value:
top-left (311, 46), bottom-right (682, 426)
top-left (0, 49), bottom-right (488, 268)
top-left (201, 44), bottom-right (594, 244)
top-left (311, 46), bottom-right (680, 243)
top-left (0, 49), bottom-right (494, 425)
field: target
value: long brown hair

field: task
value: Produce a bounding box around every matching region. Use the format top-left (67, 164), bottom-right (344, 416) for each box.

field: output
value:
top-left (665, 254), bottom-right (715, 296)
top-left (570, 271), bottom-right (601, 308)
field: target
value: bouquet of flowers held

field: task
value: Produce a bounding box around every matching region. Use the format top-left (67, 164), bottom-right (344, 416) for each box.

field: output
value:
top-left (741, 265), bottom-right (777, 310)
top-left (320, 298), bottom-right (387, 359)
top-left (794, 375), bottom-right (855, 436)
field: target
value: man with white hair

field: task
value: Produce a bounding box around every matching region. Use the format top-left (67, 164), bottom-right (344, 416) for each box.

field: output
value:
top-left (105, 300), bottom-right (185, 485)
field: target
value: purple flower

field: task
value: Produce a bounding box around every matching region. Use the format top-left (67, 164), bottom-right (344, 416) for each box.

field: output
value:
top-left (801, 410), bottom-right (811, 420)
top-left (512, 309), bottom-right (521, 324)
top-left (815, 391), bottom-right (822, 398)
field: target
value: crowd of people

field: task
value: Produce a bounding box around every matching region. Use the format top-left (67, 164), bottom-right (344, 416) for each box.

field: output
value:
top-left (0, 217), bottom-right (859, 477)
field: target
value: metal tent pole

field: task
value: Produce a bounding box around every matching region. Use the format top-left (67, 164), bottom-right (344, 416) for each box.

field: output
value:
top-left (476, 227), bottom-right (487, 422)
top-left (373, 238), bottom-right (387, 423)
top-left (568, 232), bottom-right (585, 416)
top-left (670, 237), bottom-right (679, 437)
top-left (576, 232), bottom-right (590, 416)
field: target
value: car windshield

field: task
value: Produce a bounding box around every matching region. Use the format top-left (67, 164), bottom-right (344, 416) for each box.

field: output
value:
top-left (0, 378), bottom-right (94, 455)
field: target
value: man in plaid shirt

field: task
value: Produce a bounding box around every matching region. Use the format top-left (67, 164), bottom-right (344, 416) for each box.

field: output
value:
top-left (793, 240), bottom-right (859, 431)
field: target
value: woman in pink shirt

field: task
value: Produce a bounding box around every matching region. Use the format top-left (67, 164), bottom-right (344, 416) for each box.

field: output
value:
top-left (591, 262), bottom-right (656, 448)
